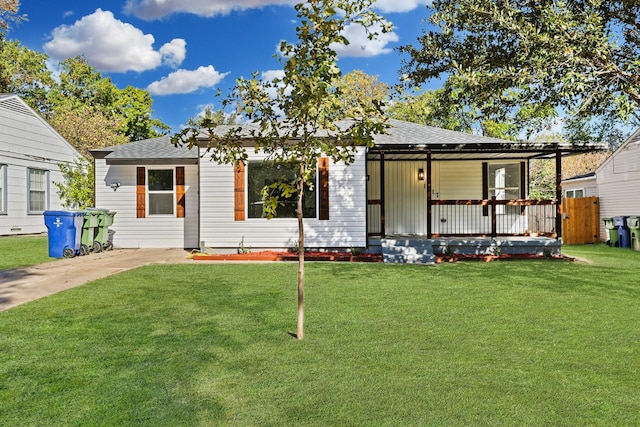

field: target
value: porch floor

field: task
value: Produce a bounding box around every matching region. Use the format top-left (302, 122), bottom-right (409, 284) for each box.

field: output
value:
top-left (370, 236), bottom-right (562, 264)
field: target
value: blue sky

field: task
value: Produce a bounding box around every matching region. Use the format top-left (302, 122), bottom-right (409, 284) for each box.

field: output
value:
top-left (8, 1), bottom-right (436, 132)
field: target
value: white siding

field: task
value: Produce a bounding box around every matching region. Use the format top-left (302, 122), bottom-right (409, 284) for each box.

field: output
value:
top-left (94, 160), bottom-right (199, 248)
top-left (0, 96), bottom-right (80, 235)
top-left (596, 139), bottom-right (640, 241)
top-left (367, 159), bottom-right (530, 236)
top-left (200, 148), bottom-right (367, 250)
top-left (562, 177), bottom-right (598, 198)
top-left (383, 160), bottom-right (428, 235)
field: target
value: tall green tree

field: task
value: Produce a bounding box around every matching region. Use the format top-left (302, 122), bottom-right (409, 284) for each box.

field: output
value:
top-left (175, 0), bottom-right (390, 340)
top-left (0, 39), bottom-right (53, 112)
top-left (400, 0), bottom-right (640, 141)
top-left (337, 70), bottom-right (389, 119)
top-left (47, 56), bottom-right (169, 141)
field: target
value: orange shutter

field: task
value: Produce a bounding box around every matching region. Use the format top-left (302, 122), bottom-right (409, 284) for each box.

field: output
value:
top-left (136, 167), bottom-right (145, 218)
top-left (176, 166), bottom-right (185, 218)
top-left (319, 157), bottom-right (329, 220)
top-left (234, 162), bottom-right (245, 221)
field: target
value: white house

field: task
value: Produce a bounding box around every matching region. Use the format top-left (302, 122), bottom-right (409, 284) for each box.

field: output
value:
top-left (593, 128), bottom-right (640, 241)
top-left (0, 94), bottom-right (82, 235)
top-left (562, 172), bottom-right (598, 199)
top-left (91, 120), bottom-right (603, 256)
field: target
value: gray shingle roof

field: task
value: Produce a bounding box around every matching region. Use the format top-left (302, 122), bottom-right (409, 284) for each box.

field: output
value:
top-left (91, 135), bottom-right (198, 164)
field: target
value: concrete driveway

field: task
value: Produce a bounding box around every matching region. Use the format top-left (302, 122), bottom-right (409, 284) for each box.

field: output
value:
top-left (0, 248), bottom-right (191, 312)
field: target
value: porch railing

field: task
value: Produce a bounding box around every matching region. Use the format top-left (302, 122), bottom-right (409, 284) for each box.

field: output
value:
top-left (367, 198), bottom-right (558, 238)
top-left (430, 198), bottom-right (558, 238)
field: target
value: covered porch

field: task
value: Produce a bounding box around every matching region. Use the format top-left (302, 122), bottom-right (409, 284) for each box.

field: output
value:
top-left (365, 120), bottom-right (605, 262)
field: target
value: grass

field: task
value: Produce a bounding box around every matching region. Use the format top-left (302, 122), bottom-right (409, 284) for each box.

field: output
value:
top-left (1, 244), bottom-right (639, 425)
top-left (0, 235), bottom-right (51, 270)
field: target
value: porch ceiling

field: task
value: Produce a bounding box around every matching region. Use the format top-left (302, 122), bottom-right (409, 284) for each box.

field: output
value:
top-left (368, 142), bottom-right (605, 161)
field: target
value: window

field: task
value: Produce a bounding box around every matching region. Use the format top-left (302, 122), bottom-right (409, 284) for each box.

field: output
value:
top-left (247, 162), bottom-right (316, 218)
top-left (147, 169), bottom-right (174, 215)
top-left (488, 163), bottom-right (521, 214)
top-left (28, 168), bottom-right (48, 213)
top-left (565, 189), bottom-right (584, 198)
top-left (0, 164), bottom-right (6, 214)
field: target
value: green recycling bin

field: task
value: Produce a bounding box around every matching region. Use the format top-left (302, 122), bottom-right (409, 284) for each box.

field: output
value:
top-left (86, 208), bottom-right (116, 252)
top-left (627, 216), bottom-right (640, 251)
top-left (80, 209), bottom-right (100, 255)
top-left (603, 217), bottom-right (618, 247)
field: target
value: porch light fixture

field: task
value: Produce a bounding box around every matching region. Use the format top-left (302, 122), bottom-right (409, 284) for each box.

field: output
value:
top-left (109, 182), bottom-right (121, 191)
top-left (418, 168), bottom-right (425, 181)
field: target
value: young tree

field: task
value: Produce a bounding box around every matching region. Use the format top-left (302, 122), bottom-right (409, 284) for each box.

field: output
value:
top-left (54, 158), bottom-right (95, 209)
top-left (400, 1), bottom-right (640, 141)
top-left (175, 0), bottom-right (390, 340)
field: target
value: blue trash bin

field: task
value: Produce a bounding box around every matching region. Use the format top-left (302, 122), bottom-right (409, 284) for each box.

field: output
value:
top-left (43, 211), bottom-right (85, 258)
top-left (613, 216), bottom-right (631, 248)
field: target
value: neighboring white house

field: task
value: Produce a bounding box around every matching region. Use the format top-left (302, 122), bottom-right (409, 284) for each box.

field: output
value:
top-left (562, 172), bottom-right (598, 199)
top-left (593, 128), bottom-right (640, 241)
top-left (0, 94), bottom-right (82, 235)
top-left (92, 120), bottom-right (603, 251)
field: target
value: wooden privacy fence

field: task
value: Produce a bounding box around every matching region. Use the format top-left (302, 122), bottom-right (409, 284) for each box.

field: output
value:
top-left (561, 196), bottom-right (600, 245)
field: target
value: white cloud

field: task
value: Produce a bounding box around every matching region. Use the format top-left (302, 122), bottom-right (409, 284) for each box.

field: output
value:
top-left (124, 0), bottom-right (430, 20)
top-left (331, 22), bottom-right (399, 58)
top-left (43, 8), bottom-right (186, 73)
top-left (159, 39), bottom-right (187, 68)
top-left (147, 65), bottom-right (229, 95)
top-left (373, 0), bottom-right (431, 13)
top-left (261, 69), bottom-right (285, 82)
top-left (125, 0), bottom-right (296, 20)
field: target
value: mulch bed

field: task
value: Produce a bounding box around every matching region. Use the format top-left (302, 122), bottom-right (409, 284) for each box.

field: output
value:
top-left (191, 251), bottom-right (571, 263)
top-left (191, 250), bottom-right (383, 262)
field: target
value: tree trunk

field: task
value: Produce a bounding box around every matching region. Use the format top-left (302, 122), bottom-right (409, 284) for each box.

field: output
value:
top-left (296, 163), bottom-right (305, 340)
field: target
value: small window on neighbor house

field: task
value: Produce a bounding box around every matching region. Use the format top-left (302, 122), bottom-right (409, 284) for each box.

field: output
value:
top-left (147, 169), bottom-right (174, 215)
top-left (27, 168), bottom-right (48, 213)
top-left (247, 162), bottom-right (316, 218)
top-left (0, 164), bottom-right (6, 214)
top-left (565, 189), bottom-right (584, 199)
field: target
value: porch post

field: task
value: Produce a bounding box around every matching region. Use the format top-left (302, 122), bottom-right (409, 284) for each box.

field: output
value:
top-left (380, 152), bottom-right (385, 239)
top-left (555, 149), bottom-right (562, 239)
top-left (426, 151), bottom-right (432, 238)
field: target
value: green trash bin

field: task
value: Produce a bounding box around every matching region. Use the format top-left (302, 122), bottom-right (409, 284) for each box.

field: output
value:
top-left (603, 217), bottom-right (618, 247)
top-left (86, 208), bottom-right (116, 252)
top-left (80, 209), bottom-right (100, 255)
top-left (85, 208), bottom-right (107, 252)
top-left (627, 216), bottom-right (640, 251)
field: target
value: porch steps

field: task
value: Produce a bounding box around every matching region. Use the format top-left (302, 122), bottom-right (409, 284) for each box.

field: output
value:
top-left (381, 239), bottom-right (436, 265)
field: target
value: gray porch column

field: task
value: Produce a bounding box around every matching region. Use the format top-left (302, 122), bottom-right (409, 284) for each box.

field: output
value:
top-left (426, 151), bottom-right (432, 238)
top-left (556, 149), bottom-right (562, 239)
top-left (380, 152), bottom-right (385, 239)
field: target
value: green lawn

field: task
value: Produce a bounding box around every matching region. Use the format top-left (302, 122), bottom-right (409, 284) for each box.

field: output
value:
top-left (0, 235), bottom-right (51, 270)
top-left (1, 245), bottom-right (639, 425)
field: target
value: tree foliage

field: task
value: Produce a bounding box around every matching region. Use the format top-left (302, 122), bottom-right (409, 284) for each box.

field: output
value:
top-left (0, 39), bottom-right (52, 112)
top-left (185, 105), bottom-right (239, 128)
top-left (336, 70), bottom-right (389, 118)
top-left (175, 0), bottom-right (390, 340)
top-left (53, 158), bottom-right (95, 209)
top-left (401, 0), bottom-right (640, 141)
top-left (47, 56), bottom-right (169, 141)
top-left (0, 0), bottom-right (23, 34)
